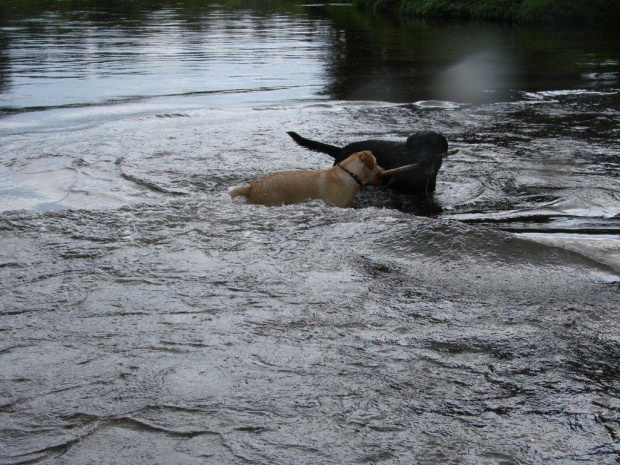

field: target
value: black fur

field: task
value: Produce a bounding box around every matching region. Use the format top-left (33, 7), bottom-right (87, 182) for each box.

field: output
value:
top-left (287, 131), bottom-right (449, 194)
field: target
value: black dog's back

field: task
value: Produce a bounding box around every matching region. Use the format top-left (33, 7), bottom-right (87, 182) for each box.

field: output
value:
top-left (337, 140), bottom-right (407, 167)
top-left (287, 131), bottom-right (408, 166)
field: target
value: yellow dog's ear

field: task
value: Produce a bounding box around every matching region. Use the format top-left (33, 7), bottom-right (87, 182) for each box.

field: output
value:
top-left (359, 151), bottom-right (376, 169)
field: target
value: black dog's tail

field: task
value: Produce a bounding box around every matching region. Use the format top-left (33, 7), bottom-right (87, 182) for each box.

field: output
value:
top-left (287, 131), bottom-right (341, 159)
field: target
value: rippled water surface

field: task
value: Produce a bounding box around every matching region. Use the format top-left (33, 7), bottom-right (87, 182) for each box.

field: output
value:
top-left (1, 1), bottom-right (619, 464)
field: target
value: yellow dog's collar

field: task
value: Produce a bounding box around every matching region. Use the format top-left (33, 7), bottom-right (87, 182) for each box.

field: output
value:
top-left (337, 163), bottom-right (364, 187)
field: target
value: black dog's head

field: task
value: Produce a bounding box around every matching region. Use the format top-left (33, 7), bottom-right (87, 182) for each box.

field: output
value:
top-left (406, 130), bottom-right (449, 175)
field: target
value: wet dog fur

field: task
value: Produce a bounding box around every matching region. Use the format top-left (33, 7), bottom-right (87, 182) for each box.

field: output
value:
top-left (287, 130), bottom-right (449, 194)
top-left (229, 151), bottom-right (383, 207)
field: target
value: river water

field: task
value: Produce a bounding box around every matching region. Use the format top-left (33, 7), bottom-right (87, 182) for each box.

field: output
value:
top-left (1, 1), bottom-right (619, 464)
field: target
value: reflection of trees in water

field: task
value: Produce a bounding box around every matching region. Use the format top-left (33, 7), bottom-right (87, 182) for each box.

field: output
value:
top-left (305, 5), bottom-right (523, 103)
top-left (306, 7), bottom-right (428, 102)
top-left (1, 0), bottom-right (307, 23)
top-left (307, 5), bottom-right (619, 103)
top-left (0, 3), bottom-right (15, 95)
top-left (0, 35), bottom-right (9, 95)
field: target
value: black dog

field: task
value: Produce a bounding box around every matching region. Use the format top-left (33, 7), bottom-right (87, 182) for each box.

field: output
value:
top-left (287, 131), bottom-right (449, 194)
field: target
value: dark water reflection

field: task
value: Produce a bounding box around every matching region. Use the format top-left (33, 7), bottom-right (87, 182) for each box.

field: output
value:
top-left (316, 8), bottom-right (620, 103)
top-left (1, 2), bottom-right (619, 464)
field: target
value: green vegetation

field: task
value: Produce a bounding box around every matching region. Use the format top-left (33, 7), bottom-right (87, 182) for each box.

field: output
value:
top-left (353, 0), bottom-right (620, 26)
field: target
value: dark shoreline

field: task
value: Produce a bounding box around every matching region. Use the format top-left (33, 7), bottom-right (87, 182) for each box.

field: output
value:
top-left (352, 0), bottom-right (620, 27)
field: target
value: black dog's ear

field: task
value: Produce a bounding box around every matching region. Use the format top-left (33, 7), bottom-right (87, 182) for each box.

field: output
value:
top-left (406, 133), bottom-right (422, 151)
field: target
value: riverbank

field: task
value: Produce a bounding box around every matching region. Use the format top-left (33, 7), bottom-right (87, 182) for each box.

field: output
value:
top-left (353, 0), bottom-right (620, 26)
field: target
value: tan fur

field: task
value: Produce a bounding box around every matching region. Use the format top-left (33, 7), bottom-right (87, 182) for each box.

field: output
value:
top-left (229, 151), bottom-right (383, 208)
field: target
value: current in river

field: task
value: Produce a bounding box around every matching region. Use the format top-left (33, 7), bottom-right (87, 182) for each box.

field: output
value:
top-left (1, 1), bottom-right (619, 463)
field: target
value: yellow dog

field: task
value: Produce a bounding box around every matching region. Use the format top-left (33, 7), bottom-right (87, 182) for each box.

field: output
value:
top-left (229, 151), bottom-right (383, 208)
